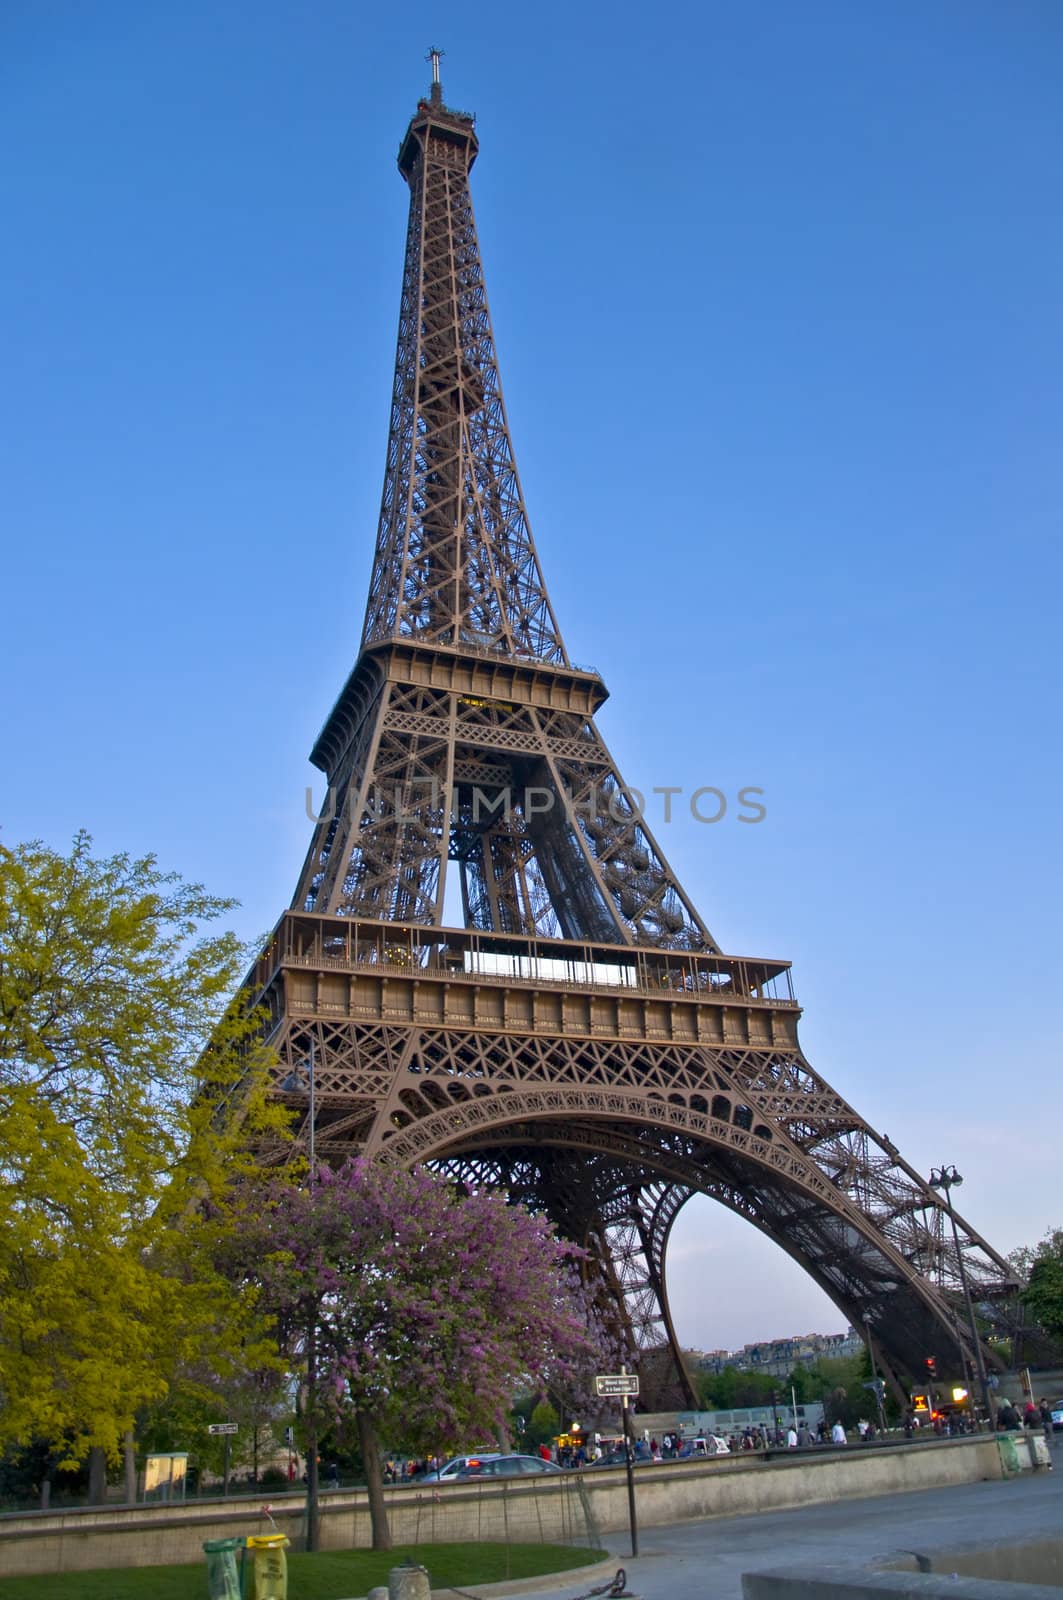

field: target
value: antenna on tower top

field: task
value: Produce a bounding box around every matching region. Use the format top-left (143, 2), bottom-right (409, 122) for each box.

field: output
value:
top-left (425, 45), bottom-right (444, 104)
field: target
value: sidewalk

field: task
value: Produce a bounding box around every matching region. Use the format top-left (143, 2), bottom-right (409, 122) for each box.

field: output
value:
top-left (515, 1447), bottom-right (1060, 1600)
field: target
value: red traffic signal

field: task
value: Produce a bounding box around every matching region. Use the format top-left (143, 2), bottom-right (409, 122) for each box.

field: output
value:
top-left (924, 1356), bottom-right (938, 1378)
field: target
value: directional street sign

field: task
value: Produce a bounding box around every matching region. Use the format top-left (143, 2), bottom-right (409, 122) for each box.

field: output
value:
top-left (208, 1423), bottom-right (239, 1435)
top-left (595, 1374), bottom-right (639, 1397)
top-left (595, 1373), bottom-right (641, 1557)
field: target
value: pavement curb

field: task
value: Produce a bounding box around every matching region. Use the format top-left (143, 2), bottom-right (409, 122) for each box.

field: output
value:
top-left (432, 1552), bottom-right (619, 1599)
top-left (334, 1552), bottom-right (620, 1600)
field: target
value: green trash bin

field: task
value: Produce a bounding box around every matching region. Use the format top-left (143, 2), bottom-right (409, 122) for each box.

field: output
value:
top-left (246, 1532), bottom-right (289, 1600)
top-left (203, 1537), bottom-right (244, 1600)
top-left (997, 1432), bottom-right (1022, 1476)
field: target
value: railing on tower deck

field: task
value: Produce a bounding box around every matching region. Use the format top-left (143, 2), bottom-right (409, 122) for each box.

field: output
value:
top-left (376, 628), bottom-right (599, 678)
top-left (251, 912), bottom-right (797, 1008)
top-left (414, 97), bottom-right (476, 125)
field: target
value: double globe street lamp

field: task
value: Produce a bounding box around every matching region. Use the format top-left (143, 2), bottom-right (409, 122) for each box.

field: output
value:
top-left (929, 1165), bottom-right (995, 1428)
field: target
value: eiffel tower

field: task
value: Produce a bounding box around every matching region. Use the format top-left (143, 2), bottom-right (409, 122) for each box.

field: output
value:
top-left (252, 55), bottom-right (1020, 1407)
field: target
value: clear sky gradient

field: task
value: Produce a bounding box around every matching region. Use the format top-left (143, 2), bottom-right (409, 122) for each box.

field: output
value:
top-left (3, 2), bottom-right (1061, 1352)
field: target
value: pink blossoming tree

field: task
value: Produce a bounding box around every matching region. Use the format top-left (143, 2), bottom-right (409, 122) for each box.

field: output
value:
top-left (224, 1159), bottom-right (608, 1549)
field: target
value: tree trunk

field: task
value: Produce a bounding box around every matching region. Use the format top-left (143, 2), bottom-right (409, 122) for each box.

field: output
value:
top-left (306, 1321), bottom-right (320, 1552)
top-left (123, 1431), bottom-right (137, 1503)
top-left (87, 1445), bottom-right (107, 1505)
top-left (357, 1411), bottom-right (391, 1551)
top-left (306, 1429), bottom-right (320, 1552)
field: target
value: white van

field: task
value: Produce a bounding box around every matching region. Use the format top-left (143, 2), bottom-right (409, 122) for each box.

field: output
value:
top-left (689, 1435), bottom-right (730, 1456)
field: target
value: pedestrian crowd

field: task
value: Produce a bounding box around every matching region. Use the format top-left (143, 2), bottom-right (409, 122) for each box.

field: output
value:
top-left (372, 1398), bottom-right (1055, 1488)
top-left (902, 1409), bottom-right (977, 1438)
top-left (996, 1397), bottom-right (1055, 1449)
top-left (383, 1457), bottom-right (443, 1482)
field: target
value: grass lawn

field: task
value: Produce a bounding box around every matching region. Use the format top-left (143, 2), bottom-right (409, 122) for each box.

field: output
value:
top-left (0, 1540), bottom-right (607, 1600)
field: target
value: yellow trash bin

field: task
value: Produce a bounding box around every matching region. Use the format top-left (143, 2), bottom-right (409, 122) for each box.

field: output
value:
top-left (245, 1533), bottom-right (289, 1600)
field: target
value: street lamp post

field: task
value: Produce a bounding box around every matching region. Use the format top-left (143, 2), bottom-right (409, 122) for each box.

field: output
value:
top-left (861, 1312), bottom-right (888, 1435)
top-left (929, 1165), bottom-right (995, 1429)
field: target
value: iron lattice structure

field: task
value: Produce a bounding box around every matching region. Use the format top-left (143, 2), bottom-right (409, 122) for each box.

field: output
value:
top-left (254, 71), bottom-right (1021, 1406)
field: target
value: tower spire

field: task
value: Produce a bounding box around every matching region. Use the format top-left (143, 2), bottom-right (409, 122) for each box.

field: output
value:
top-left (425, 44), bottom-right (444, 106)
top-left (367, 75), bottom-right (567, 666)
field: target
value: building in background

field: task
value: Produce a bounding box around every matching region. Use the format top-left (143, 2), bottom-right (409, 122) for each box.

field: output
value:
top-left (689, 1329), bottom-right (863, 1379)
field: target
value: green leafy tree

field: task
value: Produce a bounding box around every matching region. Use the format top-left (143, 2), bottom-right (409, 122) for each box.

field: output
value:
top-left (1020, 1228), bottom-right (1063, 1341)
top-left (788, 1366), bottom-right (811, 1404)
top-left (694, 1365), bottom-right (736, 1410)
top-left (695, 1364), bottom-right (780, 1411)
top-left (0, 832), bottom-right (282, 1481)
top-left (1008, 1226), bottom-right (1063, 1287)
top-left (0, 1441), bottom-right (88, 1510)
top-left (138, 1365), bottom-right (291, 1486)
top-left (799, 1355), bottom-right (875, 1430)
top-left (799, 1355), bottom-right (864, 1401)
top-left (527, 1399), bottom-right (561, 1449)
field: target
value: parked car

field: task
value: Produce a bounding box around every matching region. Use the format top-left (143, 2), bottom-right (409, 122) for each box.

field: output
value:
top-left (415, 1452), bottom-right (500, 1483)
top-left (457, 1454), bottom-right (562, 1479)
top-left (586, 1447), bottom-right (658, 1469)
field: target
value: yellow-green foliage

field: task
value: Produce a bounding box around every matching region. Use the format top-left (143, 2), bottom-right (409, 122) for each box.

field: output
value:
top-left (0, 832), bottom-right (286, 1466)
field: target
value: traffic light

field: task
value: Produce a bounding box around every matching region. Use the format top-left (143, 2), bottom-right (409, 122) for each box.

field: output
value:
top-left (925, 1356), bottom-right (938, 1379)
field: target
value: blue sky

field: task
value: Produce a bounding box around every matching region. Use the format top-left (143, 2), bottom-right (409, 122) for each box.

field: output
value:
top-left (2, 2), bottom-right (1061, 1351)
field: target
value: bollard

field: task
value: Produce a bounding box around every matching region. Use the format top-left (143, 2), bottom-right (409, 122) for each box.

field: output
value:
top-left (389, 1560), bottom-right (431, 1600)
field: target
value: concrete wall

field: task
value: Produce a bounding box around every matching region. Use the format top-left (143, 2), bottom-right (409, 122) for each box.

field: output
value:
top-left (0, 1437), bottom-right (1003, 1579)
top-left (0, 1475), bottom-right (596, 1580)
top-left (602, 1436), bottom-right (1002, 1535)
